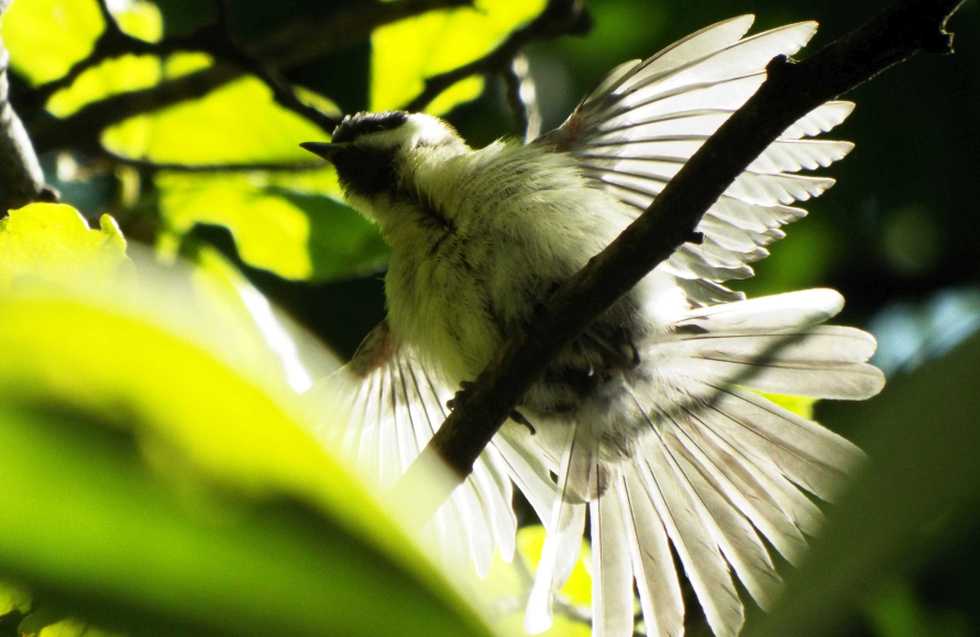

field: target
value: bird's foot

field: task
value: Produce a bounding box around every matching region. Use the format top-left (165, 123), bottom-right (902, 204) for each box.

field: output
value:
top-left (446, 381), bottom-right (476, 412)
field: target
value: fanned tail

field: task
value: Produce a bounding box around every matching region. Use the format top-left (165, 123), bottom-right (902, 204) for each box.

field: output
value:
top-left (528, 288), bottom-right (883, 636)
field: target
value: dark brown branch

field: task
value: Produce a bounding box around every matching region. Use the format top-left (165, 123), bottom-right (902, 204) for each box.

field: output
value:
top-left (26, 0), bottom-right (471, 153)
top-left (403, 0), bottom-right (591, 112)
top-left (395, 0), bottom-right (967, 514)
top-left (0, 2), bottom-right (56, 211)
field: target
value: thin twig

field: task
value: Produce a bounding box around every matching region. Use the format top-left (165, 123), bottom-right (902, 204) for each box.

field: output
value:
top-left (403, 0), bottom-right (590, 112)
top-left (394, 0), bottom-right (967, 516)
top-left (101, 149), bottom-right (325, 173)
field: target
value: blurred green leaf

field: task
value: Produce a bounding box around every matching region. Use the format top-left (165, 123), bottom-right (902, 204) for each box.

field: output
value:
top-left (3, 0), bottom-right (104, 85)
top-left (157, 171), bottom-right (387, 281)
top-left (2, 0), bottom-right (161, 86)
top-left (47, 52), bottom-right (209, 118)
top-left (103, 75), bottom-right (330, 164)
top-left (371, 0), bottom-right (546, 114)
top-left (0, 202), bottom-right (496, 637)
top-left (0, 203), bottom-right (127, 286)
top-left (0, 581), bottom-right (30, 617)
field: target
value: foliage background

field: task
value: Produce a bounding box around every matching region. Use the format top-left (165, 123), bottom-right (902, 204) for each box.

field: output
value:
top-left (0, 0), bottom-right (978, 635)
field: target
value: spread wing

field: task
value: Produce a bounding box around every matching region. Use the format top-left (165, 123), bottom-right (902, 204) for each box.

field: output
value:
top-left (536, 15), bottom-right (855, 305)
top-left (310, 320), bottom-right (557, 576)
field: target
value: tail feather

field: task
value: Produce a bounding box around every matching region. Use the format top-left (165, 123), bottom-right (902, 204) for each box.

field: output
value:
top-left (635, 425), bottom-right (744, 637)
top-left (525, 423), bottom-right (588, 634)
top-left (661, 424), bottom-right (782, 611)
top-left (620, 465), bottom-right (685, 637)
top-left (591, 474), bottom-right (635, 637)
top-left (696, 383), bottom-right (864, 501)
top-left (668, 403), bottom-right (811, 562)
top-left (525, 288), bottom-right (880, 635)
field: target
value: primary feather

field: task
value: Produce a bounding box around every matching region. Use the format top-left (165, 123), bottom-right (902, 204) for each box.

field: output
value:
top-left (304, 14), bottom-right (884, 637)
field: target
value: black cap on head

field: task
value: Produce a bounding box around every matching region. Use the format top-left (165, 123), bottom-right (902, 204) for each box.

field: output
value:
top-left (331, 111), bottom-right (409, 143)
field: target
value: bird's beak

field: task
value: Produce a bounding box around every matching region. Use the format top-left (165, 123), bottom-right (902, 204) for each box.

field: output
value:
top-left (299, 141), bottom-right (349, 161)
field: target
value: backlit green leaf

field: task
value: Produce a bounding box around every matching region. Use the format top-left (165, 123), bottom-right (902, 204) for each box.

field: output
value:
top-left (103, 75), bottom-right (329, 164)
top-left (0, 202), bottom-right (127, 287)
top-left (3, 0), bottom-right (103, 85)
top-left (371, 0), bottom-right (546, 113)
top-left (3, 0), bottom-right (161, 86)
top-left (0, 201), bottom-right (496, 637)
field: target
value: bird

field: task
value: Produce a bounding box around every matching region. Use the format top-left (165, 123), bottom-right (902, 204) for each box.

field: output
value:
top-left (302, 14), bottom-right (885, 637)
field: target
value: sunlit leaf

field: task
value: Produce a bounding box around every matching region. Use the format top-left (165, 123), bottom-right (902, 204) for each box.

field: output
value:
top-left (0, 202), bottom-right (495, 636)
top-left (47, 52), bottom-right (209, 118)
top-left (3, 0), bottom-right (103, 85)
top-left (103, 76), bottom-right (329, 164)
top-left (371, 0), bottom-right (546, 113)
top-left (2, 0), bottom-right (161, 86)
top-left (112, 0), bottom-right (162, 42)
top-left (0, 203), bottom-right (127, 286)
top-left (156, 171), bottom-right (387, 281)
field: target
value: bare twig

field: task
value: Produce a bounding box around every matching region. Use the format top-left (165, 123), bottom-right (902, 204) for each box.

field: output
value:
top-left (0, 2), bottom-right (56, 211)
top-left (101, 148), bottom-right (325, 173)
top-left (403, 0), bottom-right (591, 112)
top-left (395, 0), bottom-right (967, 515)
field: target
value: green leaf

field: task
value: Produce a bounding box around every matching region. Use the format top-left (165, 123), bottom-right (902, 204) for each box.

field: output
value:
top-left (0, 203), bottom-right (127, 287)
top-left (0, 581), bottom-right (30, 617)
top-left (2, 0), bottom-right (162, 86)
top-left (2, 0), bottom-right (103, 85)
top-left (0, 203), bottom-right (496, 637)
top-left (157, 171), bottom-right (387, 281)
top-left (47, 52), bottom-right (209, 118)
top-left (371, 0), bottom-right (546, 114)
top-left (103, 75), bottom-right (332, 164)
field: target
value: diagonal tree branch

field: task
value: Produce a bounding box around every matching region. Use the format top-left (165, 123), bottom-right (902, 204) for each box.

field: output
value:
top-left (395, 0), bottom-right (967, 514)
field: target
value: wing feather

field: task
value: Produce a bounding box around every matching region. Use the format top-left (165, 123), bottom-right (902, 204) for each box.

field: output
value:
top-left (539, 15), bottom-right (853, 306)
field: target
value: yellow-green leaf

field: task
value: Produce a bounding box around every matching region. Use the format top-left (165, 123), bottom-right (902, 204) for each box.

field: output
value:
top-left (371, 0), bottom-right (546, 113)
top-left (0, 581), bottom-right (30, 617)
top-left (3, 0), bottom-right (161, 86)
top-left (156, 171), bottom-right (387, 281)
top-left (0, 224), bottom-right (494, 636)
top-left (46, 50), bottom-right (208, 118)
top-left (103, 76), bottom-right (329, 164)
top-left (0, 203), bottom-right (127, 287)
top-left (758, 392), bottom-right (816, 419)
top-left (3, 0), bottom-right (103, 85)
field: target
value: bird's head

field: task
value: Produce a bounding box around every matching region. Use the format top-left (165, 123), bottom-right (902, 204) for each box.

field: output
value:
top-left (301, 111), bottom-right (466, 204)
